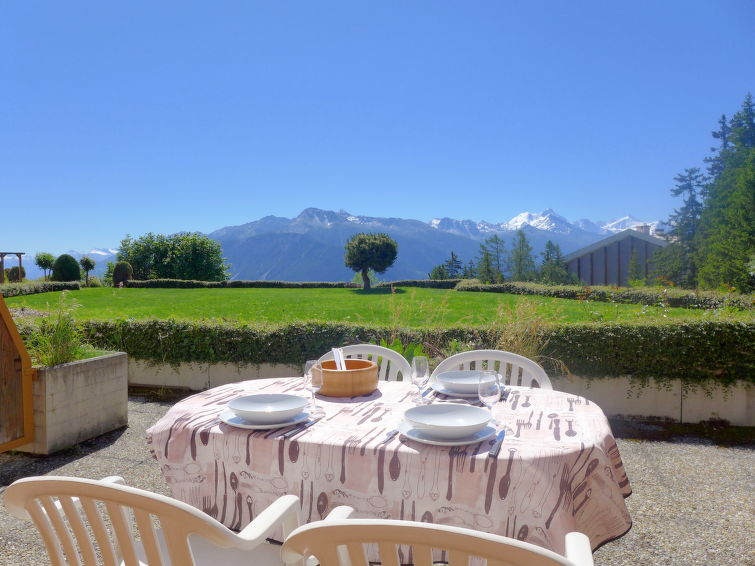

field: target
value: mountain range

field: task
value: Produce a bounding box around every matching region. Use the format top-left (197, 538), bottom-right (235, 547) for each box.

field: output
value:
top-left (20, 209), bottom-right (662, 282)
top-left (207, 208), bottom-right (662, 281)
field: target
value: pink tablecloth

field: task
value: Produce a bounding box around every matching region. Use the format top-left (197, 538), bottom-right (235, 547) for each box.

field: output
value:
top-left (147, 378), bottom-right (631, 556)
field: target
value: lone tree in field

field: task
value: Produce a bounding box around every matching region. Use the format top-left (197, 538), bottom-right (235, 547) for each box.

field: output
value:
top-left (35, 252), bottom-right (55, 280)
top-left (344, 233), bottom-right (398, 290)
top-left (79, 256), bottom-right (96, 286)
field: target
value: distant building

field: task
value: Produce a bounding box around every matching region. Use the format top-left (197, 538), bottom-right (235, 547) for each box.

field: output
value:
top-left (564, 228), bottom-right (668, 286)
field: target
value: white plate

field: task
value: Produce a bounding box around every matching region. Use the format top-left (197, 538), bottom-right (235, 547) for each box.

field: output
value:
top-left (430, 382), bottom-right (534, 398)
top-left (404, 403), bottom-right (490, 439)
top-left (398, 420), bottom-right (497, 446)
top-left (429, 381), bottom-right (480, 398)
top-left (227, 394), bottom-right (308, 424)
top-left (435, 370), bottom-right (499, 394)
top-left (219, 408), bottom-right (311, 430)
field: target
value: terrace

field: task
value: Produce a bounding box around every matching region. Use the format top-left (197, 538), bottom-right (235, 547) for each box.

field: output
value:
top-left (0, 393), bottom-right (751, 565)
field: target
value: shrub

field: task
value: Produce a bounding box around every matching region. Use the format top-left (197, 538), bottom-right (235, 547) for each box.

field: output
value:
top-left (87, 276), bottom-right (103, 288)
top-left (455, 281), bottom-right (754, 311)
top-left (124, 279), bottom-right (360, 289)
top-left (0, 281), bottom-right (80, 298)
top-left (52, 254), bottom-right (81, 282)
top-left (113, 261), bottom-right (134, 287)
top-left (7, 266), bottom-right (25, 282)
top-left (79, 318), bottom-right (754, 388)
top-left (27, 293), bottom-right (97, 366)
top-left (376, 279), bottom-right (462, 289)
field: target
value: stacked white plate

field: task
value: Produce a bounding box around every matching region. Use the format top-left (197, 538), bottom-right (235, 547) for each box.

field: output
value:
top-left (431, 370), bottom-right (500, 398)
top-left (399, 403), bottom-right (495, 446)
top-left (220, 394), bottom-right (310, 430)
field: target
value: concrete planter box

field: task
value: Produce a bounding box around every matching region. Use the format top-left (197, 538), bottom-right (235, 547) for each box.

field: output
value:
top-left (18, 352), bottom-right (128, 455)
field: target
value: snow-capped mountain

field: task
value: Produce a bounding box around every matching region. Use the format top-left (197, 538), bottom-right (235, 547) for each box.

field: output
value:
top-left (209, 208), bottom-right (662, 281)
top-left (22, 209), bottom-right (662, 282)
top-left (502, 209), bottom-right (577, 234)
top-left (600, 216), bottom-right (662, 235)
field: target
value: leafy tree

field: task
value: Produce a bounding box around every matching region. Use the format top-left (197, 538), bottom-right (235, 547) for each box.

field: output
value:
top-left (113, 261), bottom-right (133, 286)
top-left (118, 232), bottom-right (229, 281)
top-left (344, 233), bottom-right (398, 290)
top-left (35, 252), bottom-right (55, 280)
top-left (539, 240), bottom-right (572, 285)
top-left (52, 254), bottom-right (81, 282)
top-left (351, 268), bottom-right (380, 286)
top-left (508, 230), bottom-right (536, 281)
top-left (79, 256), bottom-right (96, 286)
top-left (484, 235), bottom-right (506, 281)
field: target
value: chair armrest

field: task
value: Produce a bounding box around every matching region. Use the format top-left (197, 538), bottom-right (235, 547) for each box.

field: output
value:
top-left (322, 505), bottom-right (355, 521)
top-left (564, 532), bottom-right (594, 566)
top-left (100, 476), bottom-right (126, 485)
top-left (235, 494), bottom-right (301, 550)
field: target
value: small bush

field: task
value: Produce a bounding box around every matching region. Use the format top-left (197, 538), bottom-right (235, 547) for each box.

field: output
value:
top-left (27, 292), bottom-right (97, 366)
top-left (455, 281), bottom-right (754, 311)
top-left (376, 279), bottom-right (462, 289)
top-left (87, 276), bottom-right (103, 288)
top-left (52, 254), bottom-right (81, 282)
top-left (7, 266), bottom-right (26, 282)
top-left (124, 279), bottom-right (360, 289)
top-left (0, 281), bottom-right (80, 298)
top-left (113, 262), bottom-right (134, 287)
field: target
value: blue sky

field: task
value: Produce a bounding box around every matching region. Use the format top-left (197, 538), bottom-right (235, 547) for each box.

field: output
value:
top-left (1, 1), bottom-right (753, 253)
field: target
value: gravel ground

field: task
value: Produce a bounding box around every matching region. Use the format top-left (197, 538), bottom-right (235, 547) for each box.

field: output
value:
top-left (1, 395), bottom-right (753, 566)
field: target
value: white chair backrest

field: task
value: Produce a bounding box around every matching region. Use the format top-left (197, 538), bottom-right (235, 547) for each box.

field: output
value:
top-left (318, 344), bottom-right (412, 381)
top-left (3, 476), bottom-right (288, 566)
top-left (281, 519), bottom-right (590, 566)
top-left (431, 349), bottom-right (552, 389)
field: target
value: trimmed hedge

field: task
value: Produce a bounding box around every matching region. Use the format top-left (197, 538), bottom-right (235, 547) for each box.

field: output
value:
top-left (124, 279), bottom-right (360, 289)
top-left (0, 281), bottom-right (81, 298)
top-left (76, 318), bottom-right (755, 387)
top-left (377, 279), bottom-right (463, 289)
top-left (455, 281), bottom-right (754, 311)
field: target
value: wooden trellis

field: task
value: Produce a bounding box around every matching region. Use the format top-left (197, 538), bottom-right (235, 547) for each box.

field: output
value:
top-left (0, 294), bottom-right (34, 452)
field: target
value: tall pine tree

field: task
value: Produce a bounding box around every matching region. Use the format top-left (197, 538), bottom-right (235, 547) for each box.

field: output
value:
top-left (697, 94), bottom-right (755, 291)
top-left (509, 230), bottom-right (536, 281)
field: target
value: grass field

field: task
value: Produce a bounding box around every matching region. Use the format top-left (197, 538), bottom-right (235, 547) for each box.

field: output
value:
top-left (5, 287), bottom-right (742, 327)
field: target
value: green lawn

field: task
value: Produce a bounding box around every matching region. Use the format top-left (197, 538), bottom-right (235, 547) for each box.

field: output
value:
top-left (5, 287), bottom-right (739, 326)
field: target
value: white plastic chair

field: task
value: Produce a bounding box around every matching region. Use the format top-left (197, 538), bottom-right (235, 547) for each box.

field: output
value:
top-left (3, 475), bottom-right (301, 566)
top-left (431, 349), bottom-right (553, 389)
top-left (281, 518), bottom-right (594, 566)
top-left (318, 344), bottom-right (412, 381)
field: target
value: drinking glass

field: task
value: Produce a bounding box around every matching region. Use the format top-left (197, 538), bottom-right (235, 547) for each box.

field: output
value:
top-left (303, 360), bottom-right (325, 417)
top-left (478, 370), bottom-right (501, 425)
top-left (411, 356), bottom-right (430, 404)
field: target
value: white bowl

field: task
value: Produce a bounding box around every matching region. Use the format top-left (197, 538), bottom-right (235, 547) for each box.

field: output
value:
top-left (227, 394), bottom-right (308, 424)
top-left (435, 370), bottom-right (498, 394)
top-left (403, 403), bottom-right (491, 440)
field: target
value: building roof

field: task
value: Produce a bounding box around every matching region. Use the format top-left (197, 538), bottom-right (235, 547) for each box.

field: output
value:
top-left (564, 229), bottom-right (668, 262)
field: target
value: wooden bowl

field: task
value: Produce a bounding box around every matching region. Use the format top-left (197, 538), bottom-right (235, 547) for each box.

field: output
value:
top-left (317, 359), bottom-right (378, 397)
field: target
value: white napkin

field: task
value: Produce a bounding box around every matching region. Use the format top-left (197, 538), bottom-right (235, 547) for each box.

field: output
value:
top-left (332, 347), bottom-right (345, 370)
